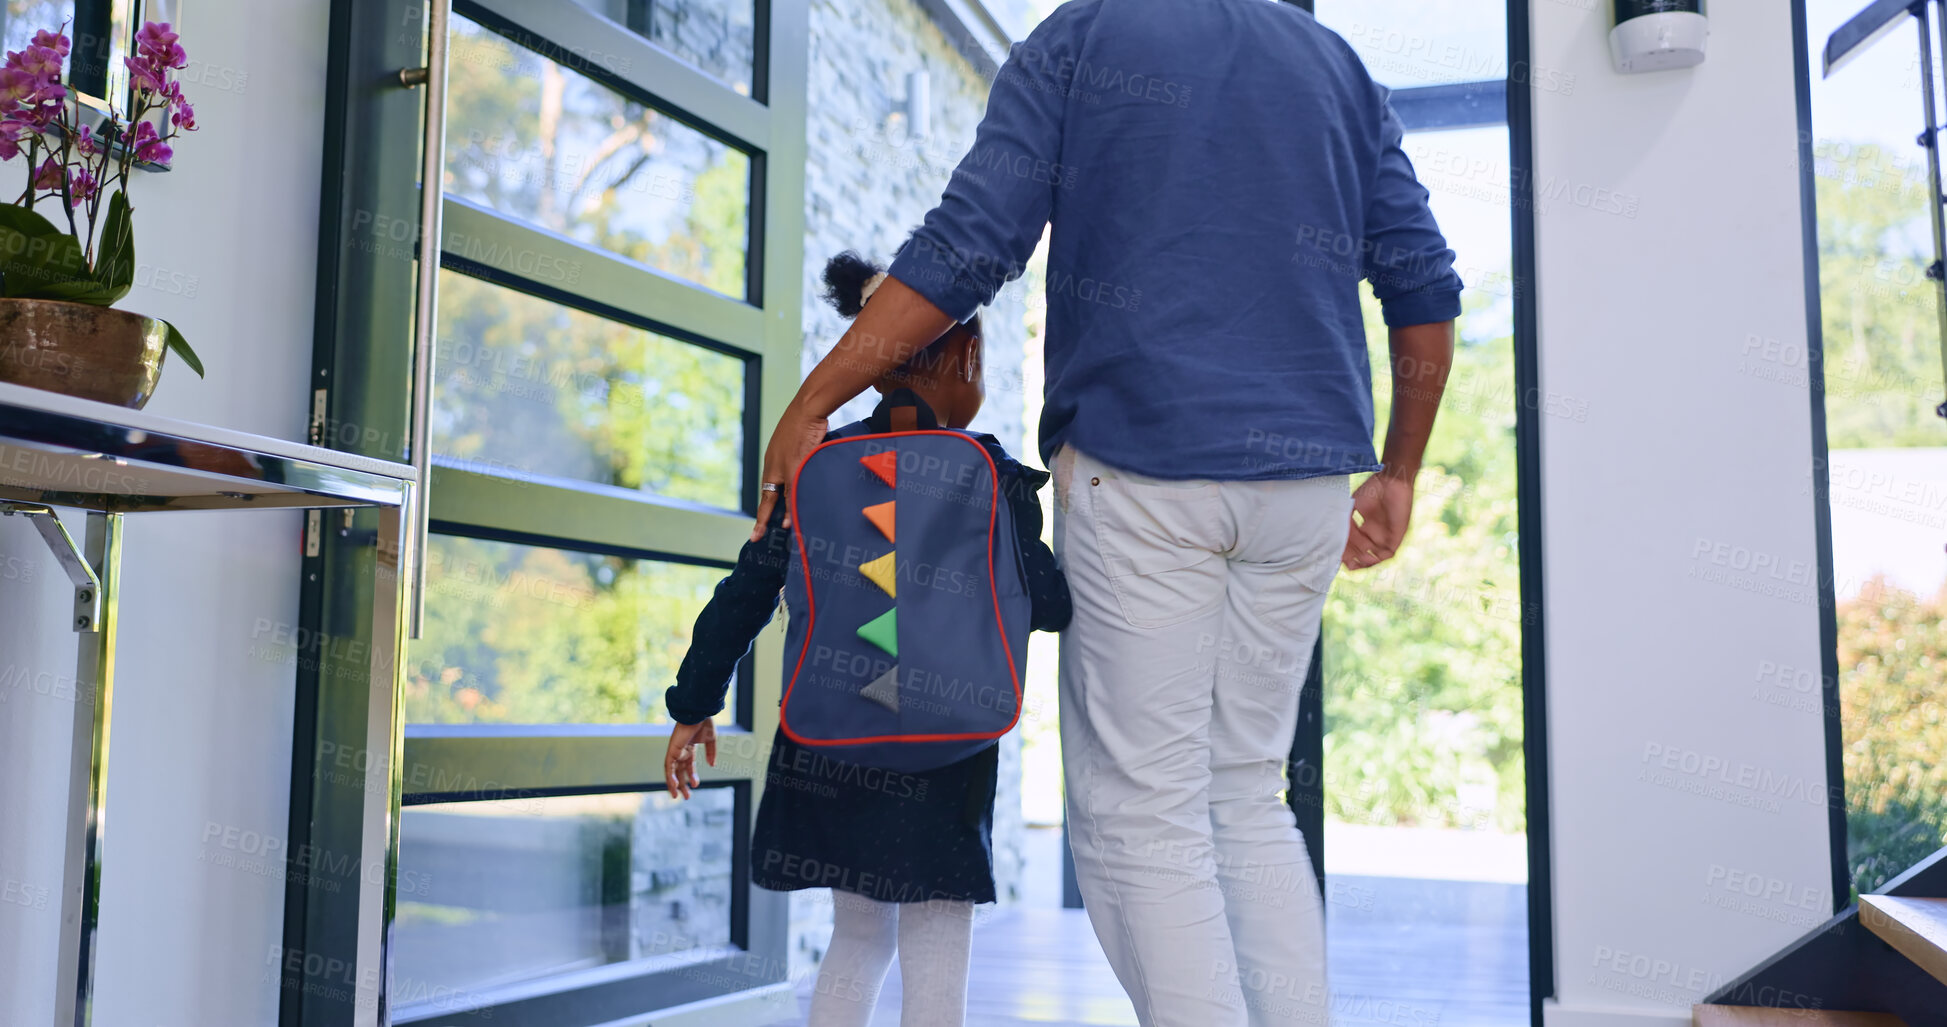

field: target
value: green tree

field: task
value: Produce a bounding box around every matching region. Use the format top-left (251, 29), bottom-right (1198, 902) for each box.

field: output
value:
top-left (443, 17), bottom-right (748, 294)
top-left (1816, 143), bottom-right (1945, 448)
top-left (1838, 579), bottom-right (1947, 894)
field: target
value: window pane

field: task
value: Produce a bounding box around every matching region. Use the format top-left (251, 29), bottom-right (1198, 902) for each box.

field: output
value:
top-left (1312, 1), bottom-right (1509, 89)
top-left (392, 788), bottom-right (737, 1011)
top-left (1805, 0), bottom-right (1947, 896)
top-left (569, 0), bottom-right (756, 97)
top-left (433, 270), bottom-right (745, 509)
top-left (1, 2), bottom-right (71, 54)
top-left (409, 534), bottom-right (731, 726)
top-left (445, 14), bottom-right (751, 297)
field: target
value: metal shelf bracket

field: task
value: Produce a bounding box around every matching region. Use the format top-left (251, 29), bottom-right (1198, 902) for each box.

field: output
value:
top-left (2, 502), bottom-right (103, 632)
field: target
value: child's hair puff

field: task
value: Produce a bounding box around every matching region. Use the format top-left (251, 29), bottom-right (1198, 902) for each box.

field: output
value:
top-left (821, 250), bottom-right (885, 319)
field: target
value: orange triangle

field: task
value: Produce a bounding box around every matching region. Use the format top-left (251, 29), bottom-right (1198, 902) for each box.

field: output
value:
top-left (860, 450), bottom-right (897, 488)
top-left (863, 501), bottom-right (895, 543)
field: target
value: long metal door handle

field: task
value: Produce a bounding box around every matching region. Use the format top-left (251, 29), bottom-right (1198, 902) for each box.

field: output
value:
top-left (406, 0), bottom-right (451, 639)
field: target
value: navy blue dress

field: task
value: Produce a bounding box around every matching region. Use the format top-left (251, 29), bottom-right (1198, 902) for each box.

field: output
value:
top-left (664, 410), bottom-right (1070, 904)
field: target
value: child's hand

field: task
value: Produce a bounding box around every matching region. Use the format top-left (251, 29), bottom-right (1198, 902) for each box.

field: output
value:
top-left (664, 719), bottom-right (718, 800)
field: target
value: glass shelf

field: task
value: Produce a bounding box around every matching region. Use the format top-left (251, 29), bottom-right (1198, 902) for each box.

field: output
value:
top-left (0, 380), bottom-right (414, 513)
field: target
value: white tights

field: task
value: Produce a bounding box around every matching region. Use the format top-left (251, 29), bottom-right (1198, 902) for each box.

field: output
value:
top-left (807, 892), bottom-right (974, 1027)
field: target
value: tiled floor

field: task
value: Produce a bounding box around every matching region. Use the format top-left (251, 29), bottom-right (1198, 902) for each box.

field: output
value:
top-left (789, 874), bottom-right (1528, 1026)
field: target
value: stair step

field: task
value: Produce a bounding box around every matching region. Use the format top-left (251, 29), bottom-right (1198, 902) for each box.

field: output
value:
top-left (1861, 895), bottom-right (1947, 987)
top-left (1694, 1007), bottom-right (1906, 1027)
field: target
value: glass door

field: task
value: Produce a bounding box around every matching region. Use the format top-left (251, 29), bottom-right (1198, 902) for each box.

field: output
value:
top-left (392, 0), bottom-right (804, 1020)
top-left (1310, 3), bottom-right (1531, 1025)
top-left (292, 0), bottom-right (808, 1022)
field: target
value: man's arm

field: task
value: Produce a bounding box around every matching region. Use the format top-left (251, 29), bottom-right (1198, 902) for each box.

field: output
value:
top-left (882, 1), bottom-right (1100, 321)
top-left (1344, 81), bottom-right (1464, 570)
top-left (749, 278), bottom-right (957, 538)
top-left (1378, 321), bottom-right (1454, 482)
top-left (751, 4), bottom-right (1098, 537)
top-left (1344, 319), bottom-right (1454, 570)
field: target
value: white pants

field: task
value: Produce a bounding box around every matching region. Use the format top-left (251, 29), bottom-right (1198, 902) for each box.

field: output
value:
top-left (1052, 444), bottom-right (1348, 1027)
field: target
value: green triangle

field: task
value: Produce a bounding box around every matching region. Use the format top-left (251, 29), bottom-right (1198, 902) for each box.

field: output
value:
top-left (856, 608), bottom-right (897, 657)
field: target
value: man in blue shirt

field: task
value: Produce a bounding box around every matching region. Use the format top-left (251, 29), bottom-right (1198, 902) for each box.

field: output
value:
top-left (751, 2), bottom-right (1459, 1021)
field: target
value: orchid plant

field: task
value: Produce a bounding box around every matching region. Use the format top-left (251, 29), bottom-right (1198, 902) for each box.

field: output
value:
top-left (0, 22), bottom-right (201, 375)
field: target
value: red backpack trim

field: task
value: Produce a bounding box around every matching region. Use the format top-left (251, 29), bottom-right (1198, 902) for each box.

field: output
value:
top-left (779, 430), bottom-right (1025, 749)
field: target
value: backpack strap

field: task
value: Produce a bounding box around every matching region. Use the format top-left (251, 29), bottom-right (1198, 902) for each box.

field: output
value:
top-left (866, 388), bottom-right (940, 434)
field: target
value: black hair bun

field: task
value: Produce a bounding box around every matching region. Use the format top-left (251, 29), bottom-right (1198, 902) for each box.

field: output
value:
top-left (821, 250), bottom-right (886, 318)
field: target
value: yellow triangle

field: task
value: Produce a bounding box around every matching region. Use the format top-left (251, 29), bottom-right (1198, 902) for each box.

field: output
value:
top-left (859, 551), bottom-right (896, 598)
top-left (863, 501), bottom-right (896, 543)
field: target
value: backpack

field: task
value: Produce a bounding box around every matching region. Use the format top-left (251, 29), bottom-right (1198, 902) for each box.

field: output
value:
top-left (778, 391), bottom-right (1032, 773)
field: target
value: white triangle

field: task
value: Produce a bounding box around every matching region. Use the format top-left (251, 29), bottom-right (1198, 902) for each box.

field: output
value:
top-left (860, 666), bottom-right (900, 713)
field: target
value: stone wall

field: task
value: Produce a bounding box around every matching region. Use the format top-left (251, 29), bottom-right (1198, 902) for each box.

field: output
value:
top-left (790, 0), bottom-right (1029, 982)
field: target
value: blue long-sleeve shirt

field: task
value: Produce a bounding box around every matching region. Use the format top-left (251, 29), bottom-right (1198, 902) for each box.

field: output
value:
top-left (885, 0), bottom-right (1463, 481)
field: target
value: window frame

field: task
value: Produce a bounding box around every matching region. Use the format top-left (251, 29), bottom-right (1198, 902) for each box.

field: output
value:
top-left (1791, 0), bottom-right (1866, 915)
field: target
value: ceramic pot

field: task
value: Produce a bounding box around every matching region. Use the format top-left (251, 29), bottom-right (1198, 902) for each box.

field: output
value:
top-left (0, 298), bottom-right (169, 409)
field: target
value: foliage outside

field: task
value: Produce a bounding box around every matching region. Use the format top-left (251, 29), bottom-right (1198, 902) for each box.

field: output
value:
top-left (1322, 285), bottom-right (1526, 834)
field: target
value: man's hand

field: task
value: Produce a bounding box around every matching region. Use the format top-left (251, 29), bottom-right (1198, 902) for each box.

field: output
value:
top-left (664, 719), bottom-right (718, 800)
top-left (750, 276), bottom-right (957, 542)
top-left (1343, 473), bottom-right (1415, 571)
top-left (1342, 318), bottom-right (1453, 570)
top-left (751, 405), bottom-right (829, 541)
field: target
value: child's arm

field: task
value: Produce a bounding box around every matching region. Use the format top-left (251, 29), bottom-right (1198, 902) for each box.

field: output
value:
top-left (664, 502), bottom-right (793, 725)
top-left (997, 458), bottom-right (1071, 633)
top-left (665, 504), bottom-right (792, 799)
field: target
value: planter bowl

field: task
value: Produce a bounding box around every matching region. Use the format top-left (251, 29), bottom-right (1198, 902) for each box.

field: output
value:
top-left (0, 298), bottom-right (169, 409)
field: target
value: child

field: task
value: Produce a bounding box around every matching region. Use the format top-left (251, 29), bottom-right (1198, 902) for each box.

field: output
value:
top-left (661, 250), bottom-right (1070, 1026)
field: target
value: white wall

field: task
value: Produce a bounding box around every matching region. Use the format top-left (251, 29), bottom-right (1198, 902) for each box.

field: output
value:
top-left (1531, 5), bottom-right (1835, 1026)
top-left (0, 1), bottom-right (329, 1023)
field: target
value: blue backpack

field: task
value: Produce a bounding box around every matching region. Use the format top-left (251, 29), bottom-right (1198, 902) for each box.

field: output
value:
top-left (779, 392), bottom-right (1032, 772)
